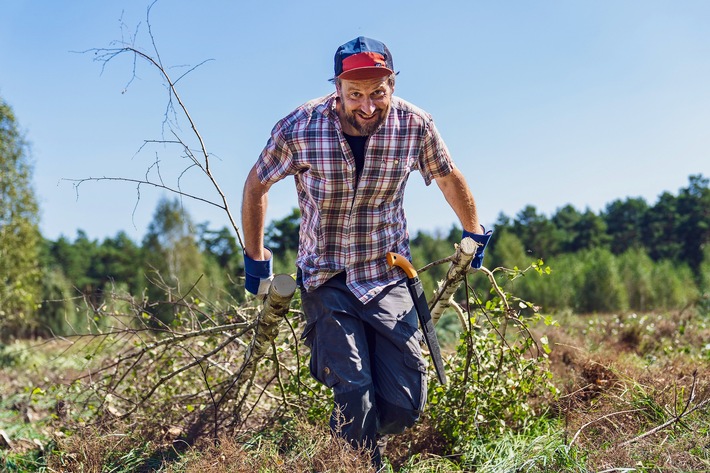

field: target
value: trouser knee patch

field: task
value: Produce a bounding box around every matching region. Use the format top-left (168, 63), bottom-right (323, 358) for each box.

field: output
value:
top-left (376, 394), bottom-right (420, 435)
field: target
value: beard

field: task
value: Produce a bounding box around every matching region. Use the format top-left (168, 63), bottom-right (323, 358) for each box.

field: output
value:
top-left (342, 104), bottom-right (390, 136)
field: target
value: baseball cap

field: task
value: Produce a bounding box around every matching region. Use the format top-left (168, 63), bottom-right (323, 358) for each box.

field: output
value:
top-left (334, 37), bottom-right (395, 80)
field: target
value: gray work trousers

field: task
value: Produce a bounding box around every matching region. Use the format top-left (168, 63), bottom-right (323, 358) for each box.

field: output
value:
top-left (300, 272), bottom-right (427, 465)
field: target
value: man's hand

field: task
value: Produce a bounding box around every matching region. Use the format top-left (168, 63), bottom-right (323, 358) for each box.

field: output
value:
top-left (463, 227), bottom-right (493, 269)
top-left (244, 248), bottom-right (273, 295)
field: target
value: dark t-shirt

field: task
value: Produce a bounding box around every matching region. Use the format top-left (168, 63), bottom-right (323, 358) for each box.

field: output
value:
top-left (343, 133), bottom-right (368, 182)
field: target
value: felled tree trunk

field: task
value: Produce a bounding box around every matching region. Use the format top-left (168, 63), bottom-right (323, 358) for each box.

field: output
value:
top-left (429, 237), bottom-right (478, 326)
top-left (239, 273), bottom-right (297, 376)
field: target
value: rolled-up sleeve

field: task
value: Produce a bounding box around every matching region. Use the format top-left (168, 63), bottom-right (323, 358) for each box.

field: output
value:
top-left (417, 119), bottom-right (454, 185)
top-left (256, 120), bottom-right (297, 185)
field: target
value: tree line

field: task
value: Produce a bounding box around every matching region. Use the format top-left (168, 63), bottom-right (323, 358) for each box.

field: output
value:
top-left (1, 97), bottom-right (709, 340)
top-left (486, 174), bottom-right (710, 315)
top-left (32, 173), bottom-right (710, 339)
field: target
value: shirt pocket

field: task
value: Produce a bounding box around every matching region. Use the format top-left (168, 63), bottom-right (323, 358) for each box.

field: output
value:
top-left (366, 156), bottom-right (412, 205)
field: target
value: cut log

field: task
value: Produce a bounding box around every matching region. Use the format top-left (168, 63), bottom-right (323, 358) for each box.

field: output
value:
top-left (429, 237), bottom-right (478, 326)
top-left (240, 274), bottom-right (297, 372)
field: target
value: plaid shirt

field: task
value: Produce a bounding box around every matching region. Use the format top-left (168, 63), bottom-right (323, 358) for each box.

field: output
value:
top-left (256, 93), bottom-right (454, 303)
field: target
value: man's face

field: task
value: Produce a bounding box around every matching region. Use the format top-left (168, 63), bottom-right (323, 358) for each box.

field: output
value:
top-left (336, 76), bottom-right (394, 136)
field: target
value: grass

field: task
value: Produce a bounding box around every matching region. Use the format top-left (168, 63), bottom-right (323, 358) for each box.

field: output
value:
top-left (2, 305), bottom-right (709, 472)
top-left (543, 308), bottom-right (710, 472)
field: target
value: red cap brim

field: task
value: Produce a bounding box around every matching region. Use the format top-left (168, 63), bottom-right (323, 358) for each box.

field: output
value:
top-left (338, 51), bottom-right (394, 80)
top-left (338, 67), bottom-right (395, 80)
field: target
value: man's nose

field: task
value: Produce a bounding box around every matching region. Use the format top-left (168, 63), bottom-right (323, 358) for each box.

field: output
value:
top-left (359, 99), bottom-right (376, 115)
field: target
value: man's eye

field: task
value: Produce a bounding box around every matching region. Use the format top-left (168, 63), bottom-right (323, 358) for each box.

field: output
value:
top-left (350, 93), bottom-right (362, 99)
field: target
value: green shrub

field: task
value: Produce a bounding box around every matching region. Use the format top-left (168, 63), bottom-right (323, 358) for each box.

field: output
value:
top-left (618, 248), bottom-right (656, 312)
top-left (651, 260), bottom-right (699, 310)
top-left (36, 267), bottom-right (80, 336)
top-left (427, 267), bottom-right (558, 459)
top-left (578, 248), bottom-right (628, 313)
top-left (516, 254), bottom-right (582, 313)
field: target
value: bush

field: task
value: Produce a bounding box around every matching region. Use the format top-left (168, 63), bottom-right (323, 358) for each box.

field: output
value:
top-left (618, 248), bottom-right (656, 312)
top-left (578, 248), bottom-right (628, 313)
top-left (36, 267), bottom-right (80, 336)
top-left (651, 260), bottom-right (699, 310)
top-left (512, 254), bottom-right (580, 313)
top-left (508, 248), bottom-right (705, 315)
top-left (427, 267), bottom-right (558, 459)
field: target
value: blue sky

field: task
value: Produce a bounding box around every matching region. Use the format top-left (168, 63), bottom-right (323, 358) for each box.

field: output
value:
top-left (2, 1), bottom-right (709, 243)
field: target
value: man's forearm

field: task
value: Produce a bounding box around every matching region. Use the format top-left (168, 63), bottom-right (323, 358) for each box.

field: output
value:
top-left (242, 165), bottom-right (270, 260)
top-left (436, 167), bottom-right (483, 234)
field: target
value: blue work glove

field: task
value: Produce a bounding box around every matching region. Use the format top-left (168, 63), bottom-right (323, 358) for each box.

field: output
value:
top-left (462, 227), bottom-right (493, 269)
top-left (244, 248), bottom-right (273, 295)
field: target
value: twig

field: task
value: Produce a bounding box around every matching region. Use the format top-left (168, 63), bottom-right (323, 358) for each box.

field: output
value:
top-left (66, 176), bottom-right (221, 210)
top-left (119, 332), bottom-right (242, 418)
top-left (418, 255), bottom-right (454, 274)
top-left (617, 372), bottom-right (708, 447)
top-left (568, 409), bottom-right (643, 448)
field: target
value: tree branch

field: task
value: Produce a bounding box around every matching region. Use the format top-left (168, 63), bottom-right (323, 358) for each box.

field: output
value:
top-left (617, 371), bottom-right (708, 447)
top-left (427, 237), bottom-right (477, 325)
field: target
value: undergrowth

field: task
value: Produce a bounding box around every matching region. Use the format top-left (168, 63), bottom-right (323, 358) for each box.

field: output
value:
top-left (2, 274), bottom-right (709, 472)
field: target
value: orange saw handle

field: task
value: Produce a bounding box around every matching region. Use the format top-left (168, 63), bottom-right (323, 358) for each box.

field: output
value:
top-left (386, 252), bottom-right (418, 279)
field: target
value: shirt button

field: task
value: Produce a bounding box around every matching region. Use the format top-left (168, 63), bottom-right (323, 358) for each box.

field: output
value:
top-left (323, 367), bottom-right (331, 375)
top-left (394, 159), bottom-right (399, 164)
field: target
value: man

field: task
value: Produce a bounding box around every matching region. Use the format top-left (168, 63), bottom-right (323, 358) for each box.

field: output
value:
top-left (241, 36), bottom-right (491, 469)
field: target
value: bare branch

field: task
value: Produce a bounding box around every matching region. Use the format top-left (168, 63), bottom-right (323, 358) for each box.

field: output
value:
top-left (617, 372), bottom-right (709, 447)
top-left (568, 409), bottom-right (644, 448)
top-left (76, 5), bottom-right (244, 248)
top-left (65, 176), bottom-right (223, 210)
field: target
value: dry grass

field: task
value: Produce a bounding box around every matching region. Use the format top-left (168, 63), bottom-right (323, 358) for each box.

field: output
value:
top-left (544, 309), bottom-right (710, 471)
top-left (3, 307), bottom-right (710, 472)
top-left (381, 418), bottom-right (449, 471)
top-left (171, 421), bottom-right (373, 473)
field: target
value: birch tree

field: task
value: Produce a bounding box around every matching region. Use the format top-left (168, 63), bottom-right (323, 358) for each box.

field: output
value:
top-left (0, 98), bottom-right (41, 339)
